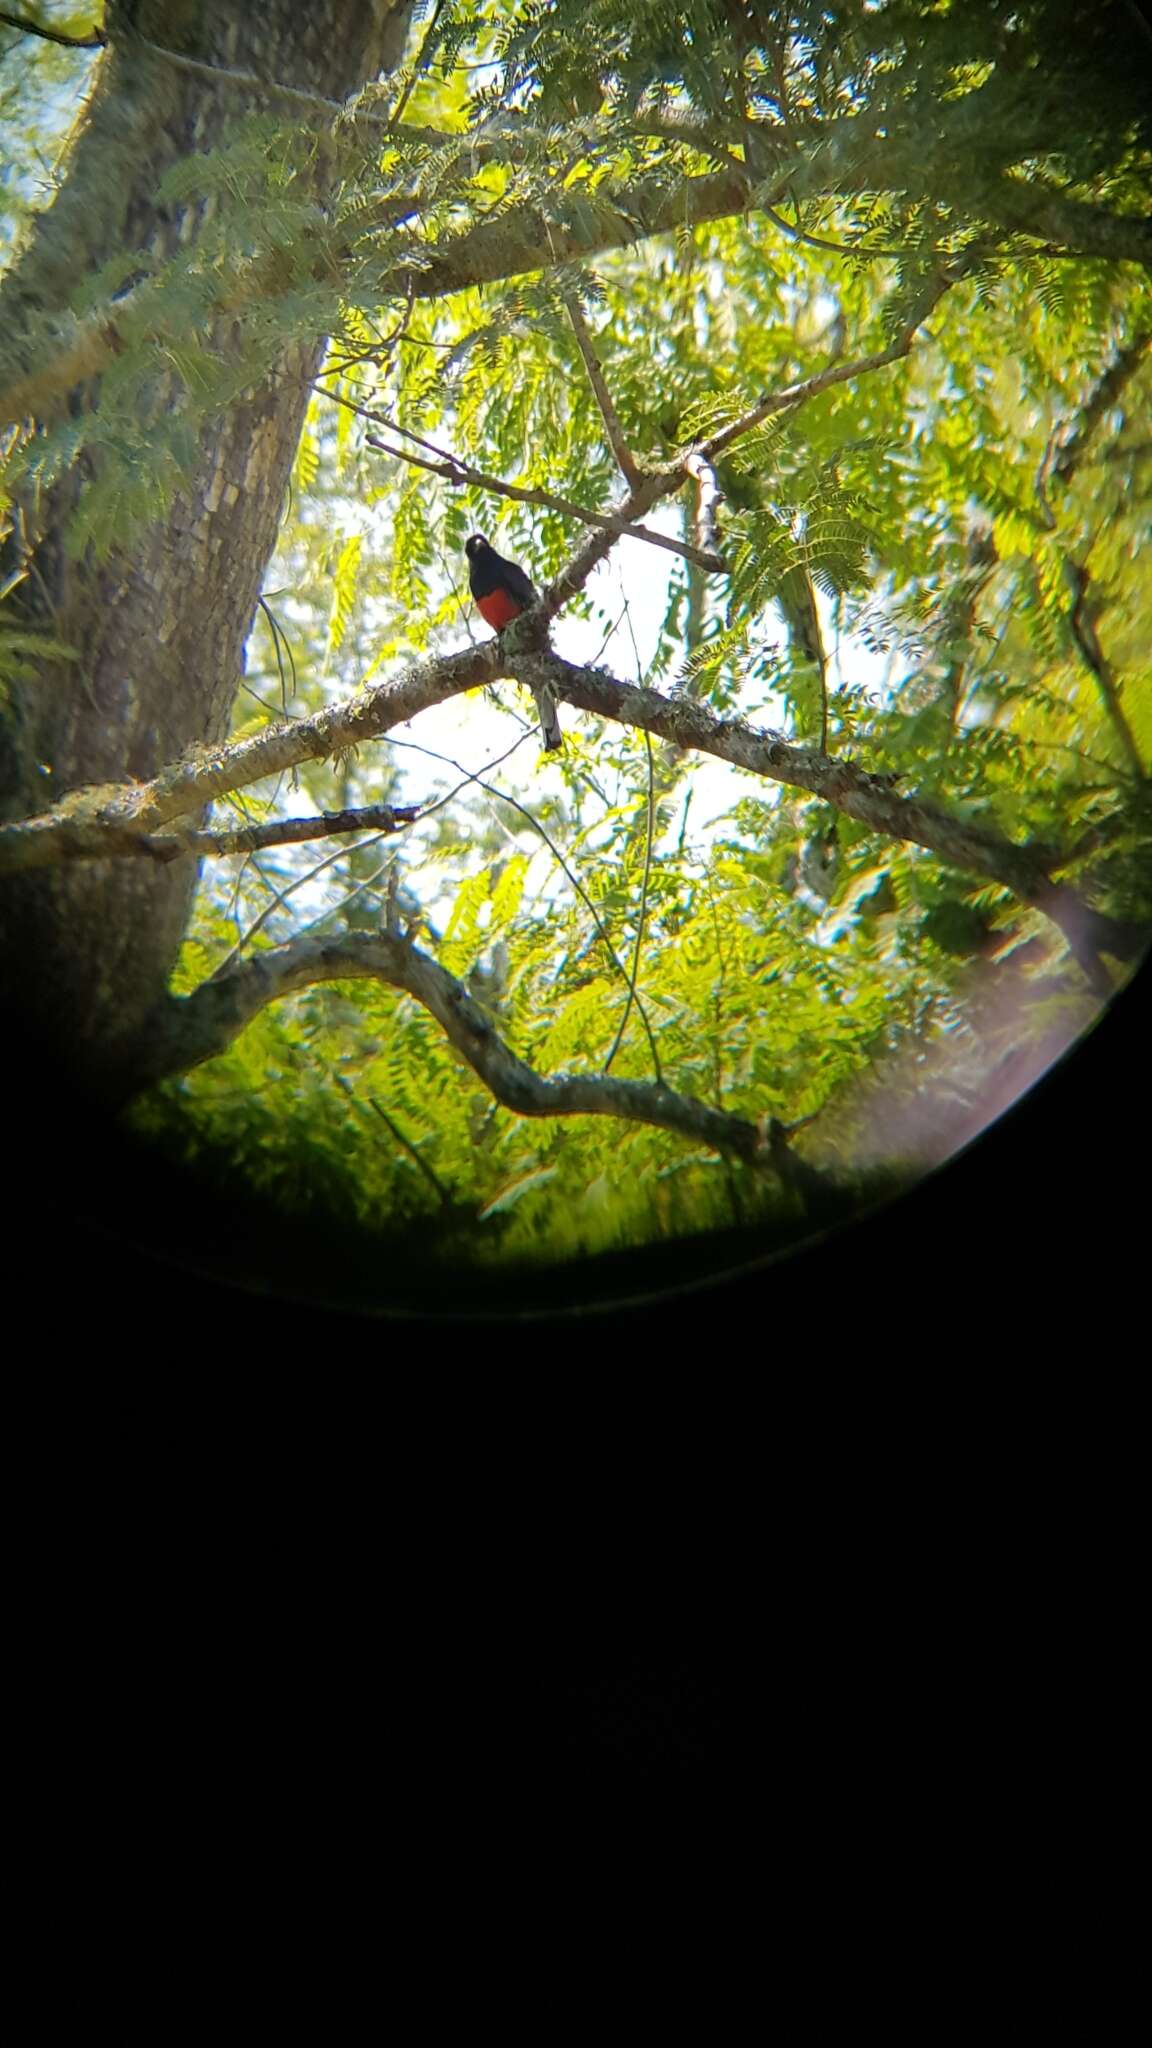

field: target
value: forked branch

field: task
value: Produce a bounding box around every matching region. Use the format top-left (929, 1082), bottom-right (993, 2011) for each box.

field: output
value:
top-left (139, 929), bottom-right (774, 1163)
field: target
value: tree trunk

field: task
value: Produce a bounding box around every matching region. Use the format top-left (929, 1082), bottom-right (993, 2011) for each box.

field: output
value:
top-left (0, 0), bottom-right (410, 1097)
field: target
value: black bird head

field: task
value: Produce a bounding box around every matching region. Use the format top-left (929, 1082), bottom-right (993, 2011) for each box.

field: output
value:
top-left (464, 534), bottom-right (489, 560)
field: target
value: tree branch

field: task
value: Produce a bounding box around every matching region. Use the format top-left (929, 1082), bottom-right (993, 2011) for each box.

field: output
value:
top-left (1051, 331), bottom-right (1152, 486)
top-left (512, 650), bottom-right (1145, 988)
top-left (562, 291), bottom-right (643, 489)
top-left (1033, 346), bottom-right (1150, 778)
top-left (0, 7), bottom-right (421, 106)
top-left (700, 266), bottom-right (963, 461)
top-left (0, 642), bottom-right (492, 869)
top-left (0, 7), bottom-right (105, 48)
top-left (315, 381), bottom-right (725, 568)
top-left (335, 1071), bottom-right (455, 1207)
top-left (532, 466), bottom-right (687, 626)
top-left (385, 0), bottom-right (448, 130)
top-left (1064, 560), bottom-right (1145, 779)
top-left (807, 109), bottom-right (1152, 268)
top-left (3, 617), bottom-right (1143, 988)
top-left (128, 34), bottom-right (367, 117)
top-left (136, 930), bottom-right (774, 1164)
top-left (684, 449), bottom-right (724, 560)
top-left (138, 802), bottom-right (420, 864)
top-left (4, 167), bottom-right (746, 427)
top-left (0, 163), bottom-right (763, 428)
top-left (381, 164), bottom-right (759, 299)
top-left (530, 271), bottom-right (964, 617)
top-left (0, 612), bottom-right (1058, 911)
top-left (362, 432), bottom-right (723, 570)
top-left (760, 198), bottom-right (930, 263)
top-left (976, 174), bottom-right (1152, 269)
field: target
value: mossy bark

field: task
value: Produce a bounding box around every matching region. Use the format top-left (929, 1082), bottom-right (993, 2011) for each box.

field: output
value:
top-left (0, 0), bottom-right (410, 1096)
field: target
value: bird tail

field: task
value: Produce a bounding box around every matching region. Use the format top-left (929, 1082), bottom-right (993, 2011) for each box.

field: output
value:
top-left (534, 682), bottom-right (563, 751)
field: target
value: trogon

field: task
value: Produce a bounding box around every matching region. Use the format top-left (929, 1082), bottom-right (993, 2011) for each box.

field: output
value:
top-left (464, 533), bottom-right (563, 751)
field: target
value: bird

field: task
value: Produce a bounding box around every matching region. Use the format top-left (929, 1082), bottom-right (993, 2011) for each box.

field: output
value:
top-left (464, 532), bottom-right (563, 751)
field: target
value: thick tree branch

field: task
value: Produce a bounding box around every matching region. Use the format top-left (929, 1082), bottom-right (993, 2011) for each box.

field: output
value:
top-left (6, 74), bottom-right (1149, 433)
top-left (521, 653), bottom-right (1051, 888)
top-left (514, 651), bottom-right (1145, 989)
top-left (380, 165), bottom-right (759, 299)
top-left (0, 622), bottom-right (1064, 906)
top-left (136, 929), bottom-right (774, 1164)
top-left (0, 643), bottom-right (492, 869)
top-left (0, 166), bottom-right (761, 426)
top-left (2, 611), bottom-right (1142, 989)
top-left (806, 109), bottom-right (1152, 268)
top-left (562, 292), bottom-right (642, 489)
top-left (975, 175), bottom-right (1152, 270)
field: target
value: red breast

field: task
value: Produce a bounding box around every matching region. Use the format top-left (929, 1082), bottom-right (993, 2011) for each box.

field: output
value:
top-left (476, 587), bottom-right (524, 632)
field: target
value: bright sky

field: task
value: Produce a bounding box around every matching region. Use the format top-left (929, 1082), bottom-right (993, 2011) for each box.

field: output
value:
top-left (1, 26), bottom-right (897, 942)
top-left (357, 498), bottom-right (768, 924)
top-left (356, 492), bottom-right (893, 932)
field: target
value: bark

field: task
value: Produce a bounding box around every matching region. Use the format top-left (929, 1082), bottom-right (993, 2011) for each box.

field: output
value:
top-left (6, 628), bottom-right (1143, 998)
top-left (0, 162), bottom-right (764, 427)
top-left (1, 3), bottom-right (1143, 1104)
top-left (129, 927), bottom-right (772, 1163)
top-left (0, 0), bottom-right (412, 1095)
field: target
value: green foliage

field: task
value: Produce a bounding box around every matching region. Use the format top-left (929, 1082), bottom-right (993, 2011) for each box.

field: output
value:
top-left (3, 0), bottom-right (1150, 1276)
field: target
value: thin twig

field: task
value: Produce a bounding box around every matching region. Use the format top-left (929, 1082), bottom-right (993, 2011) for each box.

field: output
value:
top-left (132, 34), bottom-right (388, 120)
top-left (761, 198), bottom-right (976, 265)
top-left (214, 829), bottom-right (395, 973)
top-left (0, 7), bottom-right (105, 48)
top-left (700, 267), bottom-right (964, 462)
top-left (436, 540), bottom-right (480, 645)
top-left (256, 594), bottom-right (297, 714)
top-left (604, 600), bottom-right (658, 1074)
top-left (312, 382), bottom-right (725, 566)
top-left (399, 732), bottom-right (536, 813)
top-left (383, 731), bottom-right (664, 1083)
top-left (362, 427), bottom-right (723, 570)
top-left (1034, 381), bottom-right (1146, 775)
top-left (364, 1092), bottom-right (454, 1208)
top-left (387, 0), bottom-right (448, 128)
top-left (786, 562), bottom-right (829, 754)
top-left (1051, 331), bottom-right (1152, 486)
top-left (1064, 560), bottom-right (1144, 776)
top-left (293, 848), bottom-right (398, 939)
top-left (563, 291), bottom-right (643, 489)
top-left (334, 1068), bottom-right (452, 1205)
top-left (590, 602), bottom-right (628, 668)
